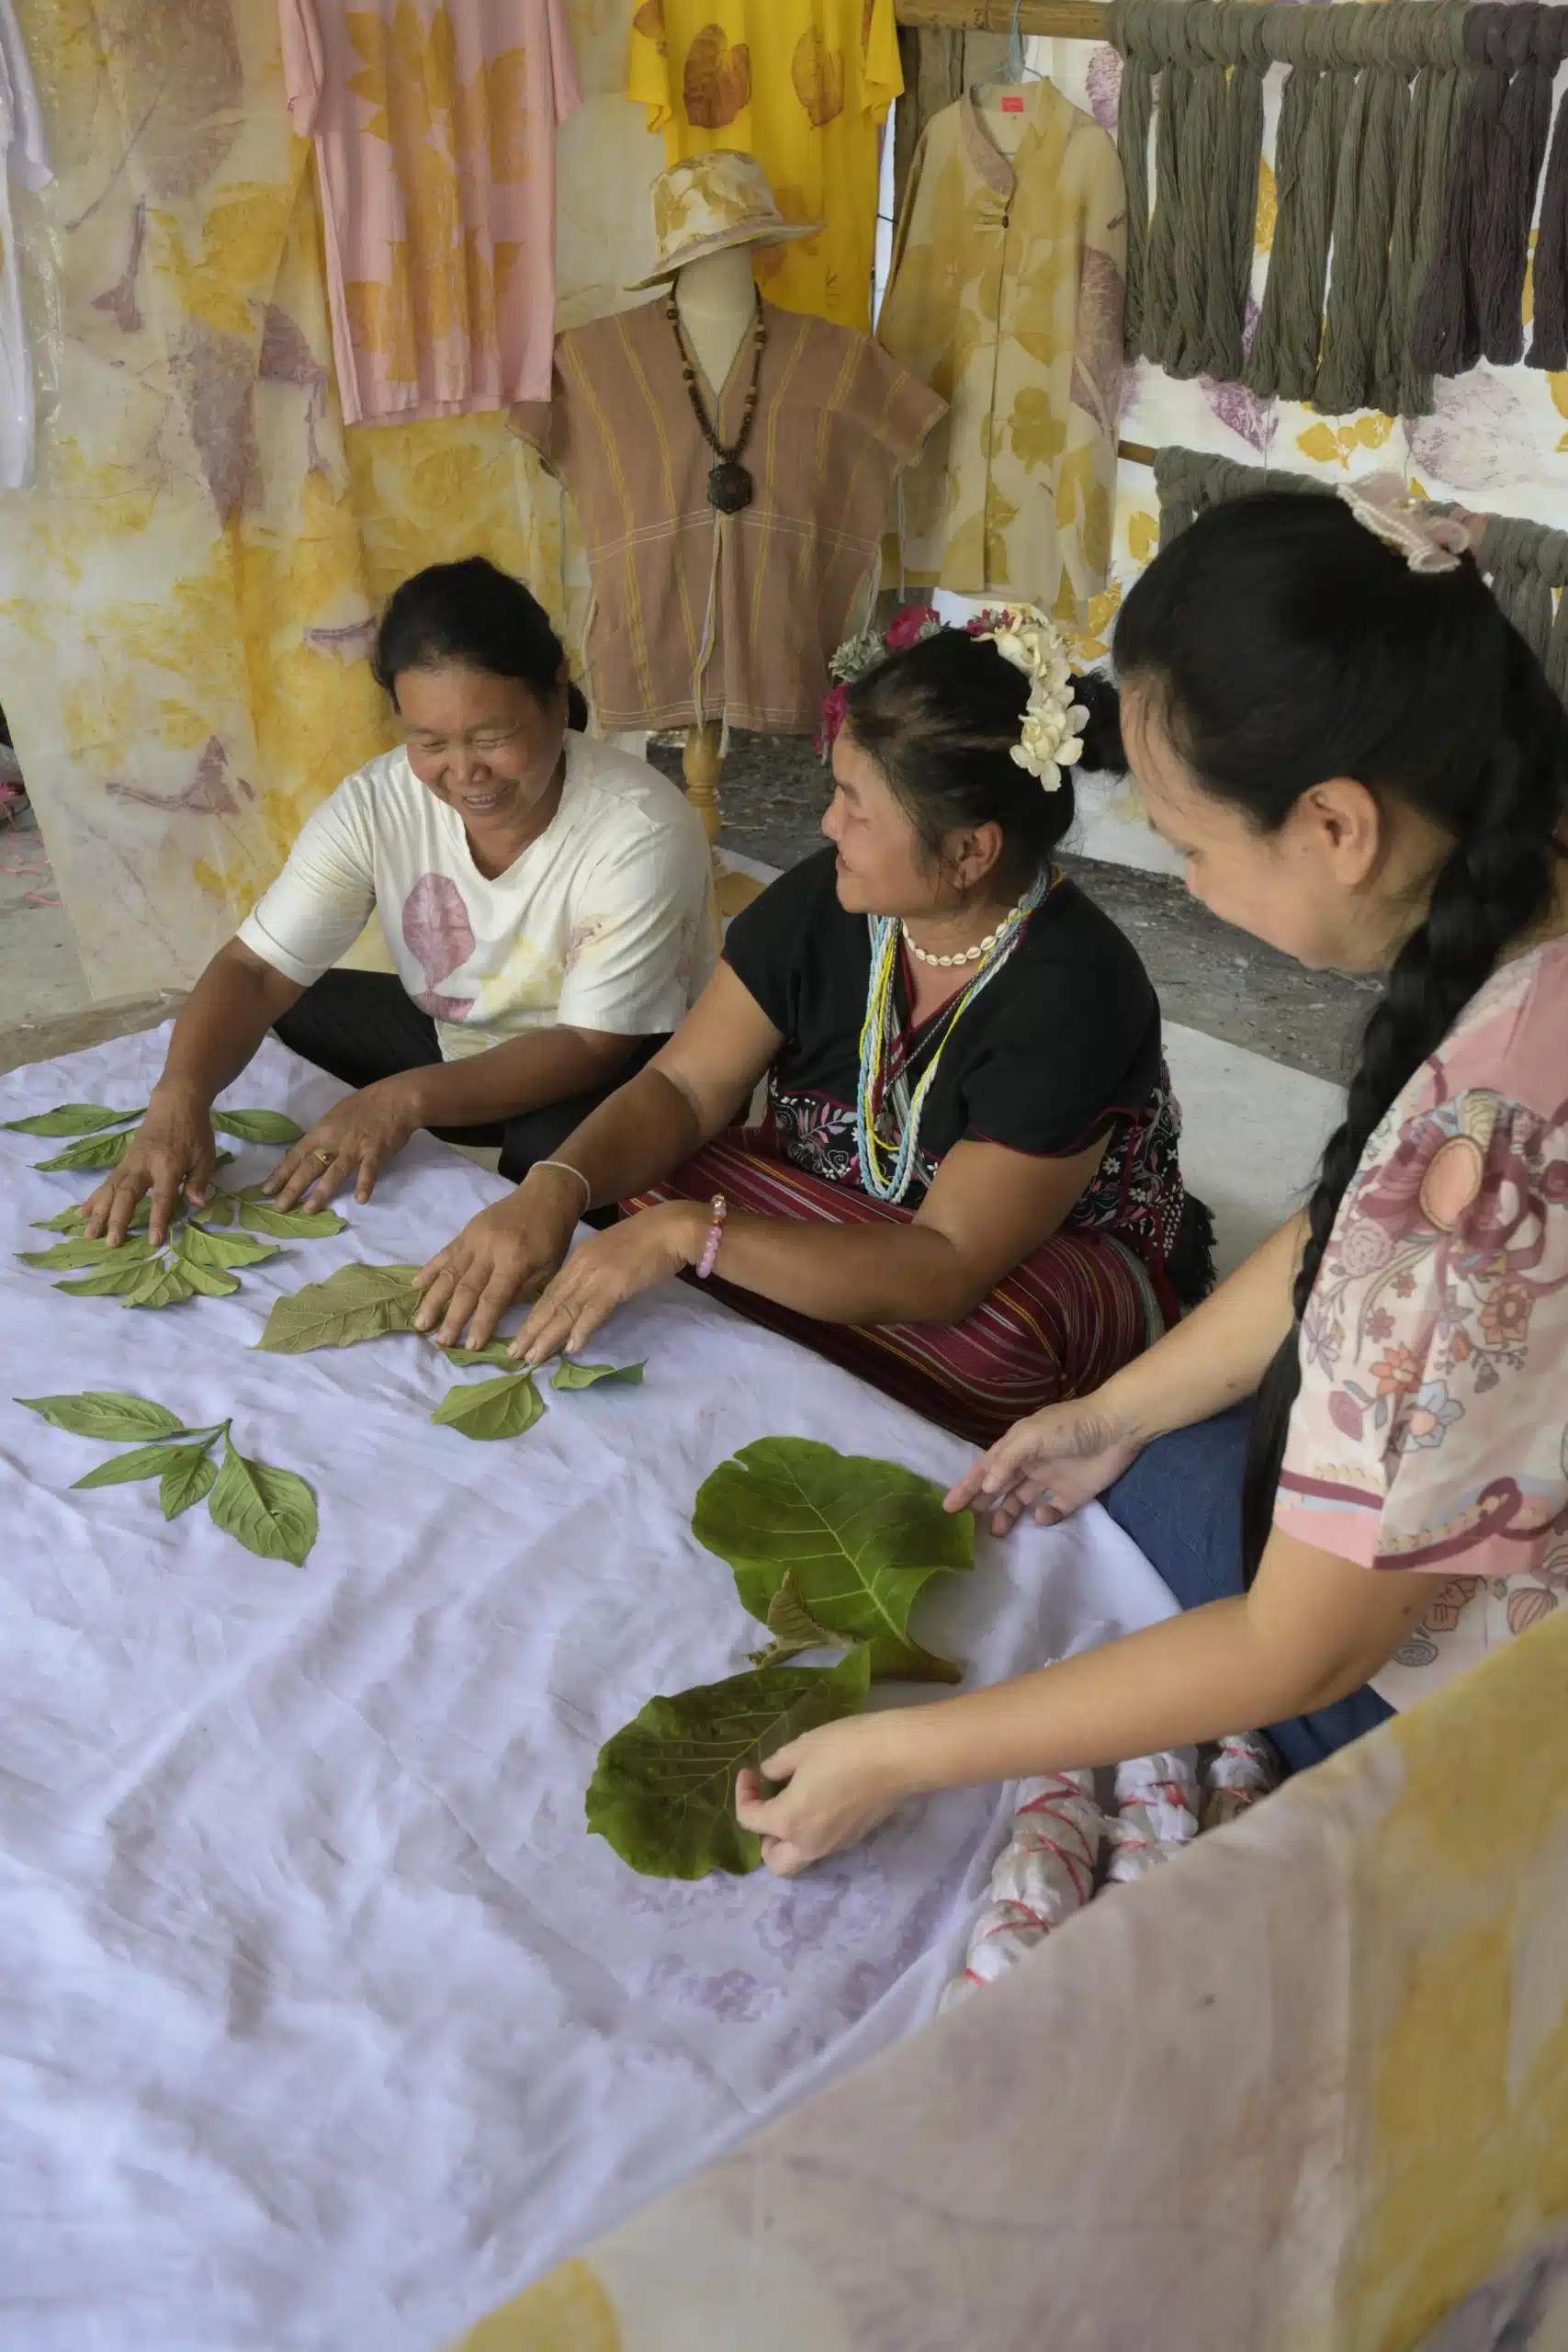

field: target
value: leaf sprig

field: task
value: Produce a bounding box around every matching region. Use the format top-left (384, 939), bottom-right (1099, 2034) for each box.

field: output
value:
top-left (20, 1182), bottom-right (346, 1310)
top-left (4, 1100), bottom-right (304, 1170)
top-left (17, 1391), bottom-right (318, 1566)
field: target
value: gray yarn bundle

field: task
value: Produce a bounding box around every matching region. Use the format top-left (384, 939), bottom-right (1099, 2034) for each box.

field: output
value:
top-left (1153, 447), bottom-right (1568, 706)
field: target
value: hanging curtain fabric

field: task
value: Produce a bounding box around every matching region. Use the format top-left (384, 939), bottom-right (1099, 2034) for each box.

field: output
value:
top-left (626, 0), bottom-right (902, 332)
top-left (0, 1), bottom-right (49, 489)
top-left (1111, 0), bottom-right (1472, 418)
top-left (1152, 445), bottom-right (1568, 707)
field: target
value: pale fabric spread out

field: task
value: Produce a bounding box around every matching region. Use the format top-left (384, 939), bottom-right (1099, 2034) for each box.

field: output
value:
top-left (236, 732), bottom-right (716, 1054)
top-left (626, 0), bottom-right (901, 333)
top-left (277, 0), bottom-right (581, 423)
top-left (0, 1027), bottom-right (1178, 2350)
top-left (1276, 933), bottom-right (1568, 1709)
top-left (877, 84), bottom-right (1125, 621)
top-left (0, 0), bottom-right (47, 487)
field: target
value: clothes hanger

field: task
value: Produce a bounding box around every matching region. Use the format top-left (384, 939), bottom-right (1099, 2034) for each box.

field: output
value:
top-left (969, 1), bottom-right (1049, 148)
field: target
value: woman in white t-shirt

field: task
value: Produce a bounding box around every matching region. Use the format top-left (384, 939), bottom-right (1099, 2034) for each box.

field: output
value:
top-left (84, 559), bottom-right (716, 1249)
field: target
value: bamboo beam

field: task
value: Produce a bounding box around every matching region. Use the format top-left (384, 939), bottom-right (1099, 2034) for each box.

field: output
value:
top-left (895, 0), bottom-right (1113, 40)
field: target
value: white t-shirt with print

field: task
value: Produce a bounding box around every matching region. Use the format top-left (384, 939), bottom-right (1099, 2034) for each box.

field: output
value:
top-left (238, 732), bottom-right (716, 1060)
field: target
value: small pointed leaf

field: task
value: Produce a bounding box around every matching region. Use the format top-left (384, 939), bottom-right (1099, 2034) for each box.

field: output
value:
top-left (440, 1340), bottom-right (519, 1369)
top-left (186, 1190), bottom-right (236, 1228)
top-left (745, 1568), bottom-right (852, 1668)
top-left (54, 1256), bottom-right (158, 1298)
top-left (160, 1445), bottom-right (219, 1520)
top-left (73, 1442), bottom-right (195, 1490)
top-left (237, 1190), bottom-right (348, 1240)
top-left (17, 1236), bottom-right (155, 1272)
top-left (16, 1391), bottom-right (186, 1442)
top-left (211, 1107), bottom-right (304, 1145)
top-left (121, 1259), bottom-right (199, 1310)
top-left (35, 1128), bottom-right (133, 1172)
top-left (175, 1255), bottom-right (241, 1299)
top-left (255, 1261), bottom-right (423, 1352)
top-left (550, 1358), bottom-right (646, 1391)
top-left (586, 1649), bottom-right (874, 1880)
top-left (3, 1102), bottom-right (143, 1136)
top-left (431, 1371), bottom-right (546, 1441)
top-left (179, 1222), bottom-right (278, 1272)
top-left (208, 1438), bottom-right (317, 1566)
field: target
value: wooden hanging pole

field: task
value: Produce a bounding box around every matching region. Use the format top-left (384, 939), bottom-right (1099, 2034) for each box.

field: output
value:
top-left (895, 0), bottom-right (1113, 39)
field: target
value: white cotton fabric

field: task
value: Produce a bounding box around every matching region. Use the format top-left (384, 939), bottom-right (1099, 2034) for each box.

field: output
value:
top-left (237, 733), bottom-right (717, 1058)
top-left (0, 1), bottom-right (50, 491)
top-left (0, 1028), bottom-right (1175, 2351)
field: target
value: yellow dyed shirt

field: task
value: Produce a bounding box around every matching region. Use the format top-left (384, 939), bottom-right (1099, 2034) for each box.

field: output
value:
top-left (876, 85), bottom-right (1126, 622)
top-left (626, 0), bottom-right (900, 332)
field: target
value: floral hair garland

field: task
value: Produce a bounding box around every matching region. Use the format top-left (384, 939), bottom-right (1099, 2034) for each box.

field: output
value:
top-left (817, 602), bottom-right (1089, 792)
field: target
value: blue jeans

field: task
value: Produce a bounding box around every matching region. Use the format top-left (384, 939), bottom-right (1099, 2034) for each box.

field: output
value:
top-left (1101, 1404), bottom-right (1394, 1776)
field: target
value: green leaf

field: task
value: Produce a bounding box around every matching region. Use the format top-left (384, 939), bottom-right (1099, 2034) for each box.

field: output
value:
top-left (746, 1568), bottom-right (853, 1668)
top-left (177, 1221), bottom-right (278, 1272)
top-left (550, 1358), bottom-right (646, 1391)
top-left (160, 1444), bottom-right (219, 1520)
top-left (211, 1107), bottom-right (304, 1145)
top-left (54, 1256), bottom-right (160, 1298)
top-left (16, 1391), bottom-right (186, 1442)
top-left (186, 1189), bottom-right (236, 1228)
top-left (237, 1190), bottom-right (348, 1240)
top-left (439, 1340), bottom-right (519, 1369)
top-left (17, 1236), bottom-right (155, 1272)
top-left (175, 1255), bottom-right (240, 1299)
top-left (73, 1442), bottom-right (197, 1491)
top-left (208, 1438), bottom-right (317, 1566)
top-left (430, 1370), bottom-right (546, 1441)
top-left (693, 1437), bottom-right (975, 1685)
top-left (2, 1101), bottom-right (142, 1136)
top-left (120, 1258), bottom-right (199, 1310)
top-left (586, 1649), bottom-right (874, 1880)
top-left (32, 1196), bottom-right (151, 1235)
top-left (34, 1128), bottom-right (133, 1173)
top-left (255, 1261), bottom-right (423, 1352)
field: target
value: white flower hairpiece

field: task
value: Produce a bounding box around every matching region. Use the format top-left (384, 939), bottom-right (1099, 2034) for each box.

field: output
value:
top-left (972, 606), bottom-right (1089, 792)
top-left (1337, 474), bottom-right (1483, 576)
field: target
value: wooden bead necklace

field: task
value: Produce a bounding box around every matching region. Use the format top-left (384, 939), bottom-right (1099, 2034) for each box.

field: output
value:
top-left (667, 288), bottom-right (767, 514)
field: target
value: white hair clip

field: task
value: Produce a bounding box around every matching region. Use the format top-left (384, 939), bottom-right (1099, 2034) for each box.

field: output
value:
top-left (1337, 474), bottom-right (1483, 577)
top-left (971, 606), bottom-right (1089, 791)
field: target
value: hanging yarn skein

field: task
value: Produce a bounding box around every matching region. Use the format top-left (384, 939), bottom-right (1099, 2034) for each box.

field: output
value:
top-left (1111, 0), bottom-right (1473, 416)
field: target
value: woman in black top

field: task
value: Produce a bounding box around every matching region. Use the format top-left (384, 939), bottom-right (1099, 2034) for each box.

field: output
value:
top-left (409, 608), bottom-right (1212, 1441)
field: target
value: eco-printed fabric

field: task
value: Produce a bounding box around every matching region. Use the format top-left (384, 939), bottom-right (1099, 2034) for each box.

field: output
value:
top-left (237, 731), bottom-right (716, 1058)
top-left (277, 0), bottom-right (581, 422)
top-left (0, 0), bottom-right (50, 487)
top-left (0, 1026), bottom-right (1176, 2350)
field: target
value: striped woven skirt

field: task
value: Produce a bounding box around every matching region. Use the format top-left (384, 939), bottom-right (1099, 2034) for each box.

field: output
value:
top-left (625, 1136), bottom-right (1166, 1446)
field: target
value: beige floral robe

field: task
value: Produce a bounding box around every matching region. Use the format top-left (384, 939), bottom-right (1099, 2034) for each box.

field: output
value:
top-left (876, 84), bottom-right (1125, 622)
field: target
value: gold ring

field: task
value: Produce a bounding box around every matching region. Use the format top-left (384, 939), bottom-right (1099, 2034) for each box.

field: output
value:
top-left (313, 1148), bottom-right (333, 1166)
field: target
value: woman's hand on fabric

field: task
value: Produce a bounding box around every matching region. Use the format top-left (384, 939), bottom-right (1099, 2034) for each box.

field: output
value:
top-left (412, 1177), bottom-right (583, 1351)
top-left (81, 1088), bottom-right (219, 1249)
top-left (734, 1713), bottom-right (920, 1877)
top-left (513, 1202), bottom-right (707, 1364)
top-left (945, 1394), bottom-right (1145, 1536)
top-left (265, 1076), bottom-right (424, 1211)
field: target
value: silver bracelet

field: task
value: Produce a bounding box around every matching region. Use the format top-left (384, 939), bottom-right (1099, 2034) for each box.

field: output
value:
top-left (531, 1158), bottom-right (592, 1215)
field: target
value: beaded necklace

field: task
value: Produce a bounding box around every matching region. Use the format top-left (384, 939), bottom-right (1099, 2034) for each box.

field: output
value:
top-left (855, 866), bottom-right (1055, 1204)
top-left (666, 288), bottom-right (767, 514)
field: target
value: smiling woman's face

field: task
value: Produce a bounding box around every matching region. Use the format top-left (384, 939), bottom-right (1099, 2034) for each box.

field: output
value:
top-left (396, 661), bottom-right (566, 834)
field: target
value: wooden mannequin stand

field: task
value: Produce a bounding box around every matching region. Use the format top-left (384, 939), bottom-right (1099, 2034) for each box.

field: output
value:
top-left (682, 720), bottom-right (763, 918)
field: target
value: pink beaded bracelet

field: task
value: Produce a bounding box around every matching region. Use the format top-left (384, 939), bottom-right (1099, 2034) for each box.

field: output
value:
top-left (695, 1192), bottom-right (728, 1281)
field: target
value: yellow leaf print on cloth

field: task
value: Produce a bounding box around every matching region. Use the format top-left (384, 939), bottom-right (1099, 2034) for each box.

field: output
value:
top-left (792, 28), bottom-right (845, 130)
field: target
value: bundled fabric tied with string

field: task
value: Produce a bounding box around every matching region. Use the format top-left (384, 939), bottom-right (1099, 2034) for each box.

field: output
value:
top-left (1413, 3), bottom-right (1568, 376)
top-left (1111, 0), bottom-right (1473, 417)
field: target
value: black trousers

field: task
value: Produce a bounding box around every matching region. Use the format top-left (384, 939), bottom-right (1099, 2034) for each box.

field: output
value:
top-left (273, 970), bottom-right (665, 1186)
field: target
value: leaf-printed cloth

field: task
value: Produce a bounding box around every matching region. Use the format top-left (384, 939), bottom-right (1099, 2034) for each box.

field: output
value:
top-left (626, 0), bottom-right (901, 333)
top-left (0, 1023), bottom-right (1177, 2351)
top-left (277, 0), bottom-right (581, 423)
top-left (1276, 934), bottom-right (1568, 1710)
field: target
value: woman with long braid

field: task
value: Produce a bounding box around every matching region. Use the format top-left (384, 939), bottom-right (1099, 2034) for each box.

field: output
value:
top-left (733, 481), bottom-right (1568, 1876)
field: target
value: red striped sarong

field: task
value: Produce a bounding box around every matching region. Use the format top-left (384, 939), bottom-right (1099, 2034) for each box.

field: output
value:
top-left (626, 1136), bottom-right (1164, 1445)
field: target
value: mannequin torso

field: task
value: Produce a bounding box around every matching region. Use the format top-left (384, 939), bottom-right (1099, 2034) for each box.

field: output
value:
top-left (672, 245), bottom-right (757, 394)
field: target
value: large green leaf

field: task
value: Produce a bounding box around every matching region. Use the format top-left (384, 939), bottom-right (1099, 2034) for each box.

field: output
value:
top-left (160, 1444), bottom-right (219, 1520)
top-left (586, 1648), bottom-right (874, 1880)
top-left (550, 1358), bottom-right (646, 1391)
top-left (255, 1261), bottom-right (423, 1352)
top-left (34, 1128), bottom-right (132, 1173)
top-left (3, 1102), bottom-right (142, 1136)
top-left (178, 1223), bottom-right (279, 1272)
top-left (72, 1442), bottom-right (197, 1491)
top-left (211, 1107), bottom-right (303, 1145)
top-left (430, 1371), bottom-right (545, 1441)
top-left (17, 1236), bottom-right (155, 1272)
top-left (53, 1256), bottom-right (159, 1298)
top-left (234, 1184), bottom-right (347, 1241)
top-left (208, 1439), bottom-right (317, 1566)
top-left (693, 1438), bottom-right (975, 1685)
top-left (121, 1259), bottom-right (198, 1310)
top-left (16, 1391), bottom-right (186, 1442)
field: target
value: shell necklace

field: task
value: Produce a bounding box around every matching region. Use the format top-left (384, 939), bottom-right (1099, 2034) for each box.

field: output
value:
top-left (900, 892), bottom-right (1031, 969)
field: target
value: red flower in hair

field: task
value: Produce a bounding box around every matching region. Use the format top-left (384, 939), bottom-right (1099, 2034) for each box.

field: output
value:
top-left (883, 603), bottom-right (941, 651)
top-left (814, 681), bottom-right (850, 761)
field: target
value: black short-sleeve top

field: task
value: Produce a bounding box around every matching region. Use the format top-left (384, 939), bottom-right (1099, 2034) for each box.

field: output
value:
top-left (724, 846), bottom-right (1190, 1274)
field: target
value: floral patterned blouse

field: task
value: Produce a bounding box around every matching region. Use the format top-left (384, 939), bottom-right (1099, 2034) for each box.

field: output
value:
top-left (1276, 935), bottom-right (1568, 1708)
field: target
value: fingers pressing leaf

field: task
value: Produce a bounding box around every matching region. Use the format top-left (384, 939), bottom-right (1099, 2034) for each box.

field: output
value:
top-left (440, 1339), bottom-right (521, 1369)
top-left (550, 1359), bottom-right (647, 1391)
top-left (430, 1371), bottom-right (546, 1441)
top-left (209, 1439), bottom-right (318, 1566)
top-left (237, 1190), bottom-right (349, 1240)
top-left (16, 1391), bottom-right (186, 1441)
top-left (186, 1190), bottom-right (237, 1228)
top-left (3, 1102), bottom-right (143, 1136)
top-left (211, 1108), bottom-right (304, 1145)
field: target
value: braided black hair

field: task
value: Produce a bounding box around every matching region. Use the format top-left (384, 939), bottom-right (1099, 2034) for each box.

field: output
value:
top-left (1111, 492), bottom-right (1568, 1577)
